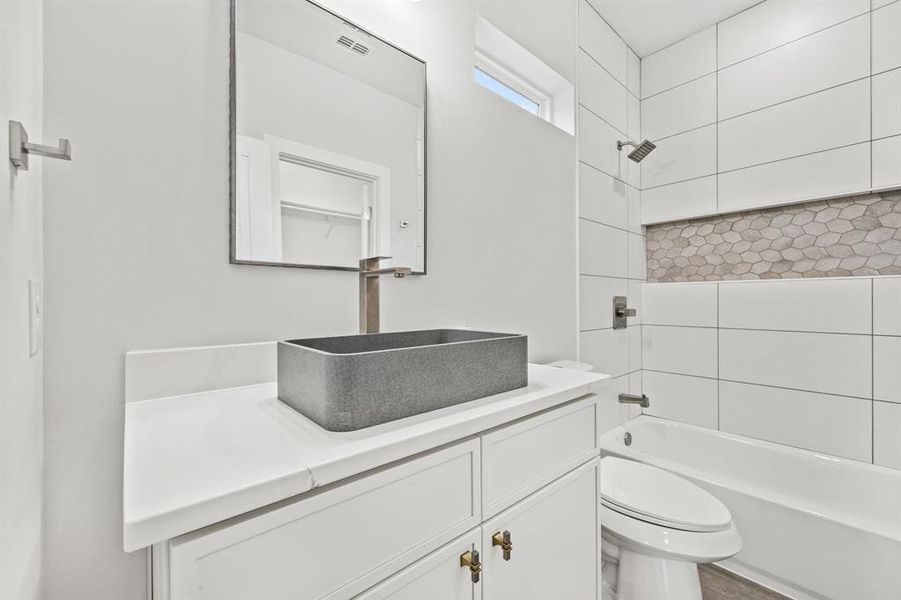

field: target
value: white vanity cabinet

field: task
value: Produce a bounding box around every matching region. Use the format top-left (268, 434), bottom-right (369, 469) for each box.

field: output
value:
top-left (151, 396), bottom-right (601, 600)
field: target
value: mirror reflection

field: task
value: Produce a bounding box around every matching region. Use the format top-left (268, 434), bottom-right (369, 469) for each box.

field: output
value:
top-left (231, 0), bottom-right (427, 272)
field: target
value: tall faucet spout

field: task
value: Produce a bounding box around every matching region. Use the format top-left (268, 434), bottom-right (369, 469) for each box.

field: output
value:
top-left (359, 257), bottom-right (410, 333)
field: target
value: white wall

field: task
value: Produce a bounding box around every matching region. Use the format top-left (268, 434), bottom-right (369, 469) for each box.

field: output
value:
top-left (641, 276), bottom-right (901, 469)
top-left (40, 0), bottom-right (579, 597)
top-left (640, 0), bottom-right (901, 224)
top-left (0, 2), bottom-right (44, 599)
top-left (576, 0), bottom-right (644, 432)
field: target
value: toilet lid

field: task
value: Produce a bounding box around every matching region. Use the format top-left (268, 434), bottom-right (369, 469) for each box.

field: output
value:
top-left (600, 456), bottom-right (732, 533)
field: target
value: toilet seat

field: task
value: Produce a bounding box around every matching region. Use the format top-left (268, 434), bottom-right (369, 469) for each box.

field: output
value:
top-left (601, 456), bottom-right (732, 533)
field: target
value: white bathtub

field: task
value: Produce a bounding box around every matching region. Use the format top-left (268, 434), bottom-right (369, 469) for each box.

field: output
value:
top-left (599, 416), bottom-right (901, 600)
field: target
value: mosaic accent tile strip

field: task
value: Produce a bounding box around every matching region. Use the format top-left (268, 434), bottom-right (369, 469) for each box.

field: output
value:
top-left (646, 191), bottom-right (901, 282)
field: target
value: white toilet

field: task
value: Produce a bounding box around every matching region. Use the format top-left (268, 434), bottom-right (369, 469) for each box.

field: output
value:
top-left (600, 456), bottom-right (742, 600)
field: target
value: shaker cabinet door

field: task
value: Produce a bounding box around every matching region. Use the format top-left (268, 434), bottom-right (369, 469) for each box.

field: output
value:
top-left (355, 530), bottom-right (482, 600)
top-left (481, 459), bottom-right (599, 600)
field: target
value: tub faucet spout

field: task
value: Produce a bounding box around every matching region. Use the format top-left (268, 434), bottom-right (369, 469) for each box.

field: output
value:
top-left (618, 393), bottom-right (649, 408)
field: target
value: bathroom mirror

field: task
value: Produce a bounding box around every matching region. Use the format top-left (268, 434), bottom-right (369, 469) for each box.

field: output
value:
top-left (230, 0), bottom-right (427, 272)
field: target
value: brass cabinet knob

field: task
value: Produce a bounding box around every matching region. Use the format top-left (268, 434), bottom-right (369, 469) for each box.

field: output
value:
top-left (460, 549), bottom-right (482, 583)
top-left (492, 530), bottom-right (513, 561)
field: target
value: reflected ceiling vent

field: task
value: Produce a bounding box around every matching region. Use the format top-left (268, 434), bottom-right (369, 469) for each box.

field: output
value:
top-left (336, 35), bottom-right (370, 56)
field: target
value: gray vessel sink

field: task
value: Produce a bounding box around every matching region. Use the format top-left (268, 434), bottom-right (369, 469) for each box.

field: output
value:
top-left (277, 329), bottom-right (528, 431)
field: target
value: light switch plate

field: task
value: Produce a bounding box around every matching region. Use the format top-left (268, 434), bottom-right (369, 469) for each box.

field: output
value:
top-left (28, 278), bottom-right (42, 355)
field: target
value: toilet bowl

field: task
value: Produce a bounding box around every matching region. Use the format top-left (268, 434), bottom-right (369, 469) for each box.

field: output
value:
top-left (600, 456), bottom-right (742, 600)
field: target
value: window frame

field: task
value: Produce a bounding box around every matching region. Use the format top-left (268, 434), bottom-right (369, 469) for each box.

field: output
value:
top-left (474, 51), bottom-right (552, 121)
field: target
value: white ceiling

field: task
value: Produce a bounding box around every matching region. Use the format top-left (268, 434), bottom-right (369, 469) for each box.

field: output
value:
top-left (590, 0), bottom-right (762, 57)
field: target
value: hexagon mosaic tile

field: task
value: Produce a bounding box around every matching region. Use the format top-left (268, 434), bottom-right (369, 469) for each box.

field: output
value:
top-left (646, 191), bottom-right (901, 282)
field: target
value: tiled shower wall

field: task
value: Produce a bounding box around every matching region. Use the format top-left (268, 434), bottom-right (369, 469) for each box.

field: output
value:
top-left (638, 0), bottom-right (901, 226)
top-left (641, 277), bottom-right (901, 470)
top-left (576, 0), bottom-right (645, 427)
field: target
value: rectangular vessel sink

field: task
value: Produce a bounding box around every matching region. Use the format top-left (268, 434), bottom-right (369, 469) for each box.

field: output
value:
top-left (278, 329), bottom-right (528, 431)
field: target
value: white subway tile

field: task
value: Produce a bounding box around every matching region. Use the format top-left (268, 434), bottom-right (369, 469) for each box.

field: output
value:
top-left (641, 176), bottom-right (717, 224)
top-left (580, 219), bottom-right (628, 278)
top-left (642, 27), bottom-right (716, 98)
top-left (580, 275), bottom-right (627, 331)
top-left (717, 0), bottom-right (870, 68)
top-left (579, 0), bottom-right (628, 85)
top-left (579, 50), bottom-right (628, 133)
top-left (718, 80), bottom-right (870, 172)
top-left (719, 329), bottom-right (871, 398)
top-left (628, 233), bottom-right (646, 280)
top-left (719, 381), bottom-right (872, 461)
top-left (626, 49), bottom-right (640, 98)
top-left (873, 135), bottom-right (901, 190)
top-left (717, 15), bottom-right (869, 120)
top-left (642, 74), bottom-right (716, 141)
top-left (874, 277), bottom-right (901, 336)
top-left (873, 68), bottom-right (901, 139)
top-left (641, 125), bottom-right (717, 189)
top-left (642, 371), bottom-right (718, 428)
top-left (719, 278), bottom-right (872, 334)
top-left (874, 401), bottom-right (901, 470)
top-left (718, 143), bottom-right (871, 213)
top-left (581, 328), bottom-right (630, 378)
top-left (874, 335), bottom-right (901, 403)
top-left (642, 282), bottom-right (718, 327)
top-left (596, 374), bottom-right (634, 437)
top-left (579, 162), bottom-right (628, 229)
top-left (873, 0), bottom-right (901, 74)
top-left (642, 325), bottom-right (717, 378)
top-left (579, 106), bottom-right (632, 183)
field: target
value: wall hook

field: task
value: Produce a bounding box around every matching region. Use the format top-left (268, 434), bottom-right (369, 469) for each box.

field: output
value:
top-left (9, 120), bottom-right (72, 171)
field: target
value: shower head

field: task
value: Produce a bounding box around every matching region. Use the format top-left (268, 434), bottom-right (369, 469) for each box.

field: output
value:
top-left (617, 139), bottom-right (657, 163)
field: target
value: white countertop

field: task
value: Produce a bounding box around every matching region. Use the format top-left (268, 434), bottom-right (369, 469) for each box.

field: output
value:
top-left (123, 363), bottom-right (608, 551)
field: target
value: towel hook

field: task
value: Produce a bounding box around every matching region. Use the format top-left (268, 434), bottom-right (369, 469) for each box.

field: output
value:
top-left (9, 121), bottom-right (71, 171)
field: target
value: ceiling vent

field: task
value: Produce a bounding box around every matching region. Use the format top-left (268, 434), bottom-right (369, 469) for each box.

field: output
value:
top-left (336, 35), bottom-right (369, 56)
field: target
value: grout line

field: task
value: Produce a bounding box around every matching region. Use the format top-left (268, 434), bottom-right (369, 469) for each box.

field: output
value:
top-left (579, 215), bottom-right (646, 237)
top-left (579, 0), bottom-right (644, 64)
top-left (648, 69), bottom-right (900, 159)
top-left (718, 11), bottom-right (871, 72)
top-left (644, 369), bottom-right (876, 402)
top-left (716, 282), bottom-right (721, 430)
top-left (578, 45), bottom-right (639, 102)
top-left (715, 22), bottom-right (720, 214)
top-left (870, 4), bottom-right (874, 192)
top-left (717, 76), bottom-right (871, 125)
top-left (642, 8), bottom-right (871, 101)
top-left (578, 159), bottom-right (640, 191)
top-left (871, 277), bottom-right (876, 463)
top-left (647, 323), bottom-right (876, 337)
top-left (579, 102), bottom-right (629, 138)
top-left (651, 120), bottom-right (717, 145)
top-left (644, 140), bottom-right (871, 192)
top-left (639, 0), bottom-right (767, 65)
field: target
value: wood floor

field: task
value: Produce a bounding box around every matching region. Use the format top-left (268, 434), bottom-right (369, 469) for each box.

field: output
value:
top-left (699, 564), bottom-right (792, 600)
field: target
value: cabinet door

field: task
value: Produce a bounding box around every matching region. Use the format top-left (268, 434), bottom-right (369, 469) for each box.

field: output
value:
top-left (481, 459), bottom-right (599, 600)
top-left (167, 439), bottom-right (480, 600)
top-left (355, 530), bottom-right (482, 600)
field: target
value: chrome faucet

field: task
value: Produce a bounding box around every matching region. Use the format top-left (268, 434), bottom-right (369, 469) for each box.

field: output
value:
top-left (359, 256), bottom-right (411, 334)
top-left (618, 393), bottom-right (650, 408)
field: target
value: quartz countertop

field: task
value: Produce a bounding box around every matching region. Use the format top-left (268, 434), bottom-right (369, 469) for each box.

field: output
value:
top-left (123, 363), bottom-right (608, 551)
